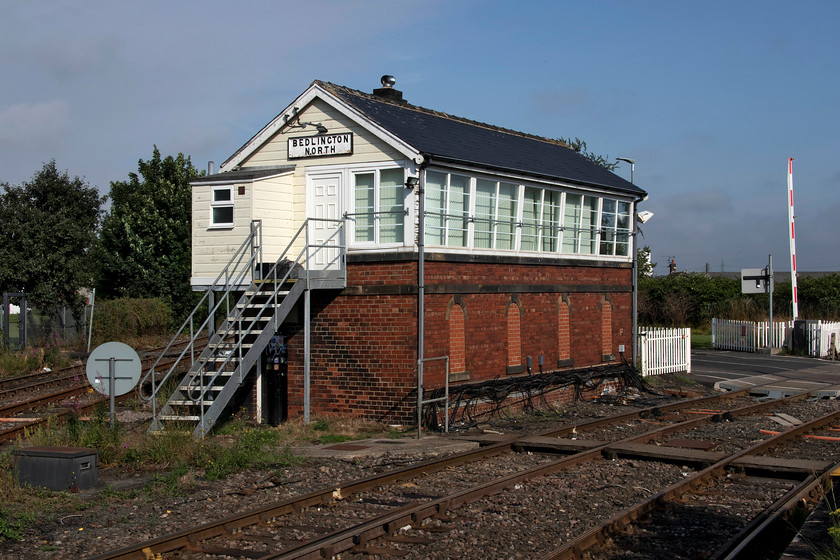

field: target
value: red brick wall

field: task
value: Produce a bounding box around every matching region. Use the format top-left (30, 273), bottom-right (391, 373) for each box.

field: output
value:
top-left (601, 298), bottom-right (613, 356)
top-left (506, 301), bottom-right (522, 367)
top-left (280, 257), bottom-right (632, 424)
top-left (449, 304), bottom-right (466, 373)
top-left (558, 297), bottom-right (571, 361)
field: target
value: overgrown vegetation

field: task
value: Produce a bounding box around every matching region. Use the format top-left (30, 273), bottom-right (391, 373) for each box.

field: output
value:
top-left (814, 495), bottom-right (840, 560)
top-left (0, 405), bottom-right (396, 542)
top-left (0, 297), bottom-right (173, 376)
top-left (638, 272), bottom-right (840, 328)
top-left (89, 297), bottom-right (172, 347)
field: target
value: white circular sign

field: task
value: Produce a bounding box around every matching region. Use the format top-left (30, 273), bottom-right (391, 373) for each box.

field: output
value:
top-left (85, 342), bottom-right (142, 397)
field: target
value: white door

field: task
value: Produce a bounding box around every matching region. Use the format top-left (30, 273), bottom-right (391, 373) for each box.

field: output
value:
top-left (309, 173), bottom-right (342, 271)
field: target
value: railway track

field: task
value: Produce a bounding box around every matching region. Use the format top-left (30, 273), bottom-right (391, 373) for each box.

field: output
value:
top-left (86, 388), bottom-right (840, 560)
top-left (0, 338), bottom-right (204, 446)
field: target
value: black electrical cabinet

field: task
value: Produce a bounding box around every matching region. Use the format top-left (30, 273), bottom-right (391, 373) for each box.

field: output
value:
top-left (264, 335), bottom-right (288, 425)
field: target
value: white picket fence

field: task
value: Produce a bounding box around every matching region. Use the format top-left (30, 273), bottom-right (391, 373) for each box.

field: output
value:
top-left (711, 318), bottom-right (840, 358)
top-left (638, 327), bottom-right (691, 377)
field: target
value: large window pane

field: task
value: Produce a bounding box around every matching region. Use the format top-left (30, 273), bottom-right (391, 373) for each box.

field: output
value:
top-left (354, 173), bottom-right (375, 242)
top-left (541, 190), bottom-right (560, 252)
top-left (521, 187), bottom-right (540, 251)
top-left (598, 198), bottom-right (632, 256)
top-left (425, 171), bottom-right (446, 245)
top-left (379, 168), bottom-right (404, 243)
top-left (474, 179), bottom-right (495, 249)
top-left (562, 194), bottom-right (582, 253)
top-left (580, 196), bottom-right (599, 255)
top-left (599, 198), bottom-right (617, 255)
top-left (447, 174), bottom-right (469, 247)
top-left (496, 182), bottom-right (517, 250)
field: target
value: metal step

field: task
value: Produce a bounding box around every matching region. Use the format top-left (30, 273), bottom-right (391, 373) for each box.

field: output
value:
top-left (178, 385), bottom-right (224, 392)
top-left (158, 415), bottom-right (201, 422)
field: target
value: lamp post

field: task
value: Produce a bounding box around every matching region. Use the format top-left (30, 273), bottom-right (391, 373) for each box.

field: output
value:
top-left (616, 157), bottom-right (646, 368)
top-left (616, 157), bottom-right (635, 184)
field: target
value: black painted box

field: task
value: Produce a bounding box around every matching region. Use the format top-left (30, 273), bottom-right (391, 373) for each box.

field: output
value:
top-left (13, 446), bottom-right (98, 491)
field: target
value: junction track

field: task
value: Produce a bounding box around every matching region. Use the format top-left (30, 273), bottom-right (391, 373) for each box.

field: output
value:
top-left (86, 388), bottom-right (840, 560)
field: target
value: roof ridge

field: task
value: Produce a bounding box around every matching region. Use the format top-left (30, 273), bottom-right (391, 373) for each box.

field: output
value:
top-left (315, 80), bottom-right (570, 149)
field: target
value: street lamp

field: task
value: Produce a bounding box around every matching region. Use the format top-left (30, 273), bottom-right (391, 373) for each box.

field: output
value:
top-left (616, 157), bottom-right (635, 184)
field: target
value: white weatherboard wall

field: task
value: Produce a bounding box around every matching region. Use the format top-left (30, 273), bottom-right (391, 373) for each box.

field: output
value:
top-left (191, 181), bottom-right (253, 287)
top-left (191, 98), bottom-right (414, 284)
top-left (240, 99), bottom-right (409, 253)
top-left (253, 174), bottom-right (295, 264)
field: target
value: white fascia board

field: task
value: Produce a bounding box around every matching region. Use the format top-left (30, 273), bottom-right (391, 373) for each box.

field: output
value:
top-left (221, 83), bottom-right (421, 172)
top-left (189, 169), bottom-right (294, 187)
top-left (430, 162), bottom-right (637, 202)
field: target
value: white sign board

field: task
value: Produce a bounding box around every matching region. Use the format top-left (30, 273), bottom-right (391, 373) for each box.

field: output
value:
top-left (86, 341), bottom-right (141, 396)
top-left (288, 133), bottom-right (353, 159)
top-left (741, 268), bottom-right (770, 294)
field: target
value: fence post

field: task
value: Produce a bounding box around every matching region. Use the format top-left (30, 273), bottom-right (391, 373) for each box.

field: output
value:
top-left (684, 328), bottom-right (692, 373)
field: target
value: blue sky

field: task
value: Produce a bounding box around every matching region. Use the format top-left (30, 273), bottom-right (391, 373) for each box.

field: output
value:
top-left (2, 1), bottom-right (838, 275)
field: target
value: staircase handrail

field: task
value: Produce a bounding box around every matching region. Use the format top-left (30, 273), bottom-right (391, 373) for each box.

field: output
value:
top-left (138, 220), bottom-right (263, 402)
top-left (143, 217), bottom-right (345, 413)
top-left (184, 217), bottom-right (347, 401)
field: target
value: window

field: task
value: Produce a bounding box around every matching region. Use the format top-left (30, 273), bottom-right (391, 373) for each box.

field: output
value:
top-left (425, 171), bottom-right (470, 247)
top-left (211, 186), bottom-right (234, 227)
top-left (561, 194), bottom-right (599, 255)
top-left (422, 169), bottom-right (631, 259)
top-left (474, 179), bottom-right (517, 250)
top-left (352, 168), bottom-right (405, 244)
top-left (521, 187), bottom-right (561, 252)
top-left (598, 199), bottom-right (631, 256)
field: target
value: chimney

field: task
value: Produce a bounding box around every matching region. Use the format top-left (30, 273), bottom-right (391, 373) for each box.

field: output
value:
top-left (208, 161), bottom-right (215, 175)
top-left (373, 75), bottom-right (404, 103)
top-left (669, 259), bottom-right (677, 275)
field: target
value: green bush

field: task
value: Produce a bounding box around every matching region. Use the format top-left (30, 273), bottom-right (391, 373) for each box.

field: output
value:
top-left (91, 298), bottom-right (171, 344)
top-left (639, 272), bottom-right (840, 328)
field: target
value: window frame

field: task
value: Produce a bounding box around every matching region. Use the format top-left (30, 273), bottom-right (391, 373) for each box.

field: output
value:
top-left (209, 185), bottom-right (234, 229)
top-left (349, 166), bottom-right (406, 247)
top-left (598, 198), bottom-right (632, 257)
top-left (421, 167), bottom-right (635, 260)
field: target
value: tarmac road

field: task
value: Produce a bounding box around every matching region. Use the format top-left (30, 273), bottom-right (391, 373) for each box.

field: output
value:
top-left (690, 348), bottom-right (840, 396)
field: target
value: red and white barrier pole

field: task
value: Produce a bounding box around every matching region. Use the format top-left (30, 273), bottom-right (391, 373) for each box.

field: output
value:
top-left (787, 158), bottom-right (799, 320)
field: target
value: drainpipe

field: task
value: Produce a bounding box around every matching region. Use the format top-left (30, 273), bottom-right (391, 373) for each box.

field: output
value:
top-left (416, 154), bottom-right (430, 439)
top-left (632, 194), bottom-right (649, 368)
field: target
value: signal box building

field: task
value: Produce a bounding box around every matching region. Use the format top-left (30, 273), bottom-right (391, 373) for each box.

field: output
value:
top-left (149, 77), bottom-right (648, 437)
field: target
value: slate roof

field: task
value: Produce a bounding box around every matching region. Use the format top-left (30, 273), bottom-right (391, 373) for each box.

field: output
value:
top-left (318, 81), bottom-right (646, 199)
top-left (191, 166), bottom-right (295, 184)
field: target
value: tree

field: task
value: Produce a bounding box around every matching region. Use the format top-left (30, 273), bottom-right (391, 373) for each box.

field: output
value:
top-left (560, 137), bottom-right (620, 171)
top-left (94, 147), bottom-right (202, 319)
top-left (637, 245), bottom-right (656, 279)
top-left (0, 161), bottom-right (105, 315)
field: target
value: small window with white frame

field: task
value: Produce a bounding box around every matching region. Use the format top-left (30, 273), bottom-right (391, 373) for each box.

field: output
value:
top-left (211, 185), bottom-right (234, 228)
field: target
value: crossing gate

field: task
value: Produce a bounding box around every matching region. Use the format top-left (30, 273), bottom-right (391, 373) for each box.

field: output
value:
top-left (638, 327), bottom-right (691, 377)
top-left (711, 318), bottom-right (840, 358)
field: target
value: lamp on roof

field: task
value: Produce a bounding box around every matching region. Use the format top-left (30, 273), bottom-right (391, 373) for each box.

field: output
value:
top-left (289, 120), bottom-right (328, 134)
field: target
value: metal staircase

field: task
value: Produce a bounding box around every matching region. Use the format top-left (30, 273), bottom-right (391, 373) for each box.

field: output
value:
top-left (140, 218), bottom-right (346, 438)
